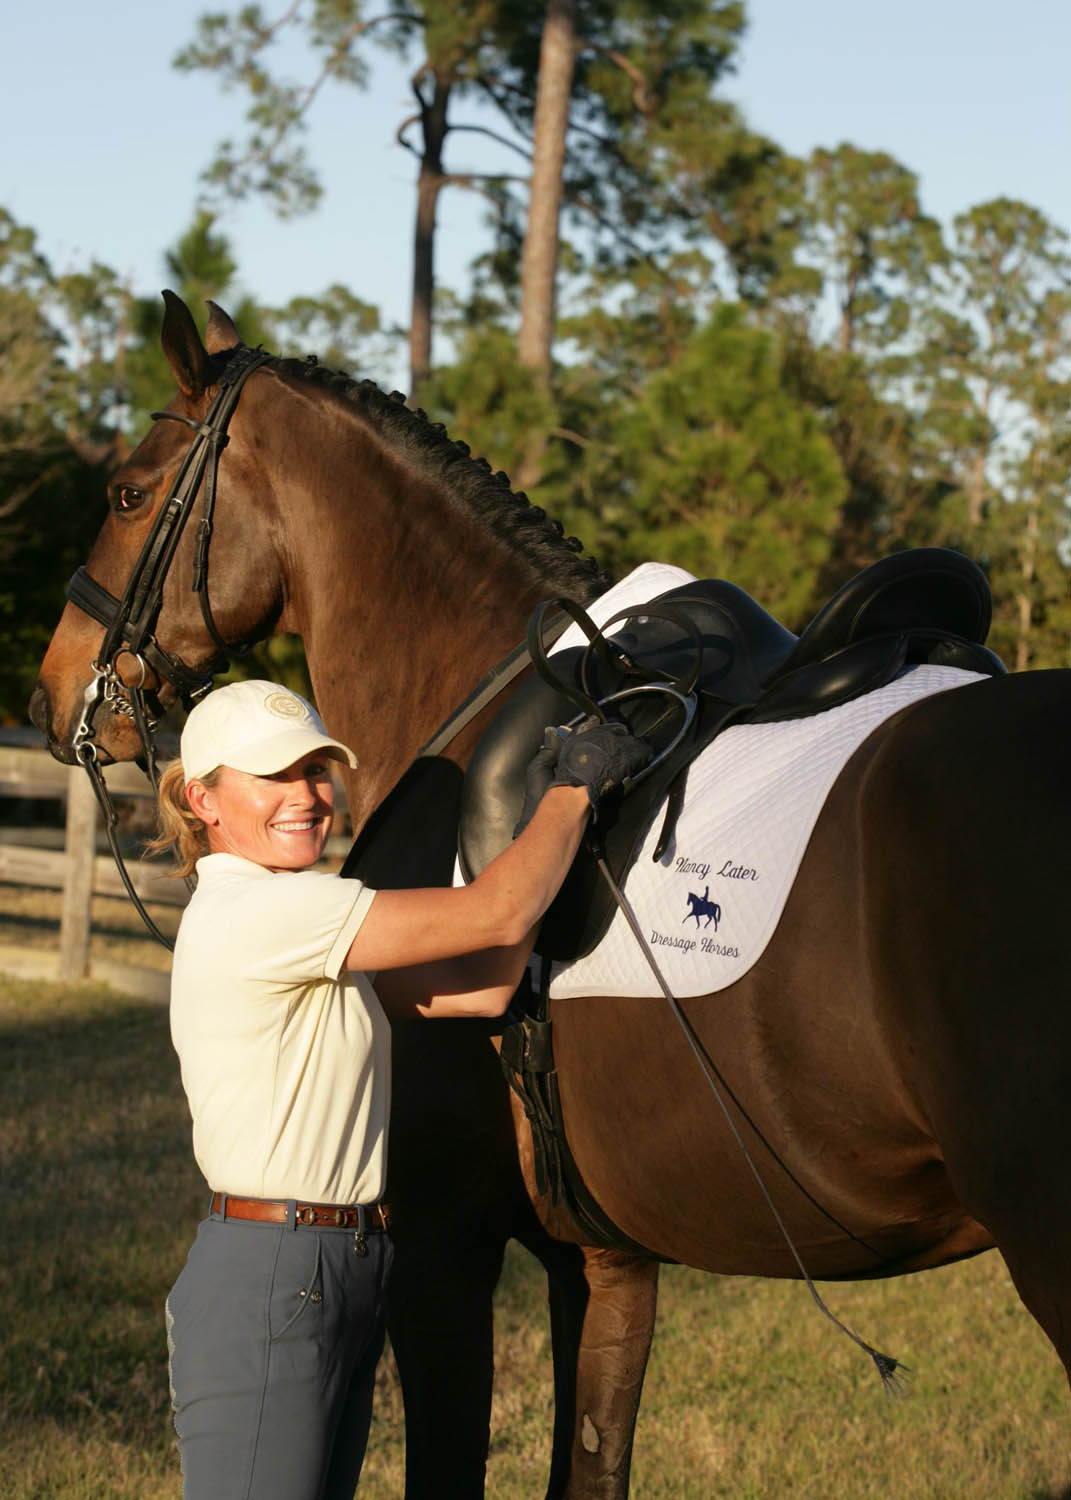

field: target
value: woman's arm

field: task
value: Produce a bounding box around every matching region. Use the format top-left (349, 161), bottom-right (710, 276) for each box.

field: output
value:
top-left (351, 783), bottom-right (591, 1019)
top-left (370, 929), bottom-right (542, 1020)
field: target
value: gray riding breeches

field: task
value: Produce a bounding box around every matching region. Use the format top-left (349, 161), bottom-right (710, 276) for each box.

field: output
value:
top-left (166, 1212), bottom-right (392, 1500)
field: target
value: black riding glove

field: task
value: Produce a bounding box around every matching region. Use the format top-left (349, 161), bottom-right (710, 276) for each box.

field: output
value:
top-left (514, 716), bottom-right (653, 836)
top-left (552, 717), bottom-right (653, 816)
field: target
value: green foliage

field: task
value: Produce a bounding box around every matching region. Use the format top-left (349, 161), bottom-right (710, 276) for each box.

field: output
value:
top-left (173, 5), bottom-right (337, 215)
top-left (779, 338), bottom-right (949, 586)
top-left (0, 213), bottom-right (118, 722)
top-left (0, 211), bottom-right (64, 443)
top-left (905, 199), bottom-right (1071, 667)
top-left (263, 283), bottom-right (402, 381)
top-left (172, 0), bottom-right (543, 217)
top-left (5, 1), bottom-right (1071, 726)
top-left (668, 128), bottom-right (820, 309)
top-left (570, 303), bottom-right (846, 620)
top-left (0, 449), bottom-right (110, 724)
top-left (800, 144), bottom-right (947, 356)
top-left (549, 0), bottom-right (749, 246)
top-left (561, 251), bottom-right (712, 392)
top-left (422, 322), bottom-right (559, 483)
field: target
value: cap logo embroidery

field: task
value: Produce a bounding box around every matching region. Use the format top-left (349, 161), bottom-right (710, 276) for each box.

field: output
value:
top-left (263, 692), bottom-right (305, 720)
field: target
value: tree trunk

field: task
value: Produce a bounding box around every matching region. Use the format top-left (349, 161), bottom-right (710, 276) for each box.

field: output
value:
top-left (517, 0), bottom-right (577, 376)
top-left (513, 0), bottom-right (577, 492)
top-left (410, 74), bottom-right (452, 402)
top-left (966, 386), bottom-right (991, 528)
top-left (838, 271), bottom-right (857, 354)
top-left (1015, 467), bottom-right (1041, 672)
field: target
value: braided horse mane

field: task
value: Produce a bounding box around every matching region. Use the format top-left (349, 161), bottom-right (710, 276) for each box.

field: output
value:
top-left (257, 349), bottom-right (610, 604)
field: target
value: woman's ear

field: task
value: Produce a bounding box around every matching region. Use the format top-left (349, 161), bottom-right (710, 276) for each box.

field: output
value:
top-left (186, 779), bottom-right (219, 827)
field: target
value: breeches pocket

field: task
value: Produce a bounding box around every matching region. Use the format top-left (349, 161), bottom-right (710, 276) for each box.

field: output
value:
top-left (269, 1232), bottom-right (324, 1342)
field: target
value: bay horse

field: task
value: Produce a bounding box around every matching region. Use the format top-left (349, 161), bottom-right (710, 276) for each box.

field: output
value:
top-left (30, 294), bottom-right (1071, 1497)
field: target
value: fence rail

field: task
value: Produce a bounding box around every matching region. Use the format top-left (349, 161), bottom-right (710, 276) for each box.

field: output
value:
top-left (0, 740), bottom-right (155, 800)
top-left (0, 730), bottom-right (188, 984)
top-left (0, 839), bottom-right (187, 906)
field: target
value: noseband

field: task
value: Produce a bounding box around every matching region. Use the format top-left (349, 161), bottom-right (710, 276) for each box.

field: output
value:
top-left (64, 344), bottom-right (270, 948)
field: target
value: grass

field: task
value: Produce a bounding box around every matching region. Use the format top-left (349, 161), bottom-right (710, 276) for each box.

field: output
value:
top-left (1, 972), bottom-right (1068, 1499)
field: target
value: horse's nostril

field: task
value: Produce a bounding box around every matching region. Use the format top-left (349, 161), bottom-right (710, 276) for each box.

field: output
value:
top-left (27, 681), bottom-right (50, 738)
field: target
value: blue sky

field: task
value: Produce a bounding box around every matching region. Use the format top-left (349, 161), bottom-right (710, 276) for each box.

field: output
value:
top-left (2, 0), bottom-right (1068, 336)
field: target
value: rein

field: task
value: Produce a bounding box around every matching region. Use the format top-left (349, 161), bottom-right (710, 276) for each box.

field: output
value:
top-left (592, 855), bottom-right (909, 1394)
top-left (64, 345), bottom-right (271, 951)
top-left (63, 330), bottom-right (575, 950)
top-left (416, 616), bottom-right (574, 759)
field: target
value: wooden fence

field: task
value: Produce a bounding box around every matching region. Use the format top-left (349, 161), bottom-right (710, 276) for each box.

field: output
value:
top-left (0, 728), bottom-right (187, 983)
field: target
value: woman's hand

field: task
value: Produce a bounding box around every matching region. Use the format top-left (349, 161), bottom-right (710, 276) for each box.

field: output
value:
top-left (552, 716), bottom-right (653, 808)
top-left (514, 716), bottom-right (653, 834)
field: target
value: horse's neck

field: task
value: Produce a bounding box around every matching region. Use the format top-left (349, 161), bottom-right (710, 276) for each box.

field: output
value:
top-left (276, 453), bottom-right (561, 826)
top-left (310, 577), bottom-right (545, 827)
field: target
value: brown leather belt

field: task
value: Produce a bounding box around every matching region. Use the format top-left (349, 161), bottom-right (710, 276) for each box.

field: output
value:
top-left (211, 1192), bottom-right (391, 1233)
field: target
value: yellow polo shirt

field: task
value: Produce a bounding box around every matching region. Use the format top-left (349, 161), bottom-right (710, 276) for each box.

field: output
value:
top-left (170, 853), bottom-right (388, 1205)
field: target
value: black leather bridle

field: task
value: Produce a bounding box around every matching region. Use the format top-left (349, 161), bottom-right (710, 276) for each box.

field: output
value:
top-left (63, 344), bottom-right (271, 947)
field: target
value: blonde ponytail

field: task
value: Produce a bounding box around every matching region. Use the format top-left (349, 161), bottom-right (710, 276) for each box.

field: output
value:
top-left (145, 761), bottom-right (218, 878)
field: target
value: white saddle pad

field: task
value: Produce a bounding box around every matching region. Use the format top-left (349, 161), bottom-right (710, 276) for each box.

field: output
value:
top-left (540, 567), bottom-right (987, 999)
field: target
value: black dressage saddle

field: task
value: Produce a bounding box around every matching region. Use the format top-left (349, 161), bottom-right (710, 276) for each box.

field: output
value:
top-left (458, 547), bottom-right (1006, 961)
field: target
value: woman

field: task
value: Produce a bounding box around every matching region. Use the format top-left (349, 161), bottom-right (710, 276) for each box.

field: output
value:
top-left (154, 677), bottom-right (650, 1500)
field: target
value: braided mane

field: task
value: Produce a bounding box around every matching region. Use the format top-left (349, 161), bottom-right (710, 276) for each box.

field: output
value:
top-left (261, 349), bottom-right (609, 602)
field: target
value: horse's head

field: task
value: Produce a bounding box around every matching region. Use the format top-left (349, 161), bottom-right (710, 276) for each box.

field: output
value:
top-left (30, 293), bottom-right (288, 765)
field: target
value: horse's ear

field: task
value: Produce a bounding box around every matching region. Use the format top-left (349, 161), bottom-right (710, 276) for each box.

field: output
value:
top-left (160, 290), bottom-right (212, 399)
top-left (204, 301), bottom-right (242, 355)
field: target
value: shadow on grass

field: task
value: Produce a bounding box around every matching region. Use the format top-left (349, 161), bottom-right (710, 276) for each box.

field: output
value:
top-left (0, 979), bottom-right (414, 1500)
top-left (0, 982), bottom-right (203, 1481)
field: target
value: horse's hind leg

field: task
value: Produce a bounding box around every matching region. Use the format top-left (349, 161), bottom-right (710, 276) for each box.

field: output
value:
top-left (940, 1101), bottom-right (1071, 1386)
top-left (564, 1249), bottom-right (659, 1500)
top-left (939, 1060), bottom-right (1071, 1381)
top-left (869, 675), bottom-right (1071, 1388)
top-left (522, 1238), bottom-right (658, 1499)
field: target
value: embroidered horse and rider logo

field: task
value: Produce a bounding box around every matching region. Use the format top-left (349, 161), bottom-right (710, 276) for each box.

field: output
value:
top-left (684, 887), bottom-right (721, 930)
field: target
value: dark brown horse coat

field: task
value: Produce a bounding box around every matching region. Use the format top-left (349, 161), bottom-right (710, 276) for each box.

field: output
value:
top-left (30, 296), bottom-right (1071, 1498)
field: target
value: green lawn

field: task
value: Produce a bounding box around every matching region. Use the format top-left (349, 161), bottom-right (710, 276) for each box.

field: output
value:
top-left (1, 976), bottom-right (1067, 1499)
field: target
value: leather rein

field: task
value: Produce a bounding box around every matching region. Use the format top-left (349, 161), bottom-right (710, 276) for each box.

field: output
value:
top-left (62, 341), bottom-right (571, 951)
top-left (63, 345), bottom-right (271, 949)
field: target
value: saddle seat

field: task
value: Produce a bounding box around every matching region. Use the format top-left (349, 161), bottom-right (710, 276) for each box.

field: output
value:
top-left (459, 547), bottom-right (1005, 961)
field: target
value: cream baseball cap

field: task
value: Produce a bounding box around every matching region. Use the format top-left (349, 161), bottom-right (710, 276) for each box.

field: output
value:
top-left (180, 680), bottom-right (358, 783)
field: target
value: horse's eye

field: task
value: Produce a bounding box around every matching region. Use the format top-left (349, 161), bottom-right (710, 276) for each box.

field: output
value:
top-left (113, 485), bottom-right (146, 513)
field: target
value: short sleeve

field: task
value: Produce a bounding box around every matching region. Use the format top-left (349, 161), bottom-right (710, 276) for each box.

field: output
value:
top-left (232, 870), bottom-right (378, 988)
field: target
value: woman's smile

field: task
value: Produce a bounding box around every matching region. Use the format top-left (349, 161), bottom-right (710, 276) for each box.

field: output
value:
top-left (194, 754), bottom-right (337, 871)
